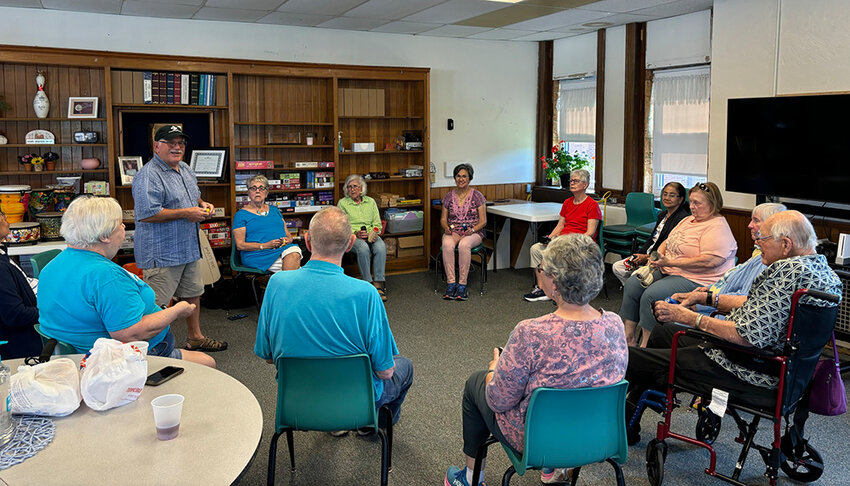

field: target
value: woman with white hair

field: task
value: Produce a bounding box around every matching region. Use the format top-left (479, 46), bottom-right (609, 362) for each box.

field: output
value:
top-left (233, 174), bottom-right (302, 272)
top-left (444, 234), bottom-right (627, 486)
top-left (37, 196), bottom-right (214, 367)
top-left (338, 174), bottom-right (387, 301)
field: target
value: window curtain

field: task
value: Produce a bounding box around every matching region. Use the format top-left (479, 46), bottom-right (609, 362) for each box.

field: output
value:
top-left (651, 67), bottom-right (710, 176)
top-left (557, 79), bottom-right (596, 143)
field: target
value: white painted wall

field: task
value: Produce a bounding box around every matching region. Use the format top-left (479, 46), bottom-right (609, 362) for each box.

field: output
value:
top-left (553, 32), bottom-right (597, 79)
top-left (707, 0), bottom-right (850, 210)
top-left (646, 10), bottom-right (712, 69)
top-left (602, 26), bottom-right (626, 192)
top-left (0, 6), bottom-right (537, 189)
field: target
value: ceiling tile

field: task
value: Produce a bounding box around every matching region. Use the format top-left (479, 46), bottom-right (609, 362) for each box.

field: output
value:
top-left (0, 0), bottom-right (47, 7)
top-left (41, 0), bottom-right (121, 14)
top-left (579, 0), bottom-right (672, 13)
top-left (416, 24), bottom-right (491, 38)
top-left (456, 4), bottom-right (562, 28)
top-left (316, 16), bottom-right (389, 31)
top-left (523, 0), bottom-right (597, 8)
top-left (629, 0), bottom-right (712, 18)
top-left (504, 7), bottom-right (609, 30)
top-left (204, 0), bottom-right (283, 9)
top-left (511, 31), bottom-right (569, 41)
top-left (548, 12), bottom-right (649, 31)
top-left (466, 28), bottom-right (538, 40)
top-left (370, 20), bottom-right (443, 35)
top-left (124, 0), bottom-right (202, 4)
top-left (403, 0), bottom-right (505, 24)
top-left (122, 0), bottom-right (197, 17)
top-left (193, 7), bottom-right (267, 22)
top-left (257, 11), bottom-right (334, 26)
top-left (346, 0), bottom-right (447, 21)
top-left (276, 0), bottom-right (365, 16)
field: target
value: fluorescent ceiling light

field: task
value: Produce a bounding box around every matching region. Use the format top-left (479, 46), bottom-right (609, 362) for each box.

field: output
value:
top-left (487, 0), bottom-right (523, 3)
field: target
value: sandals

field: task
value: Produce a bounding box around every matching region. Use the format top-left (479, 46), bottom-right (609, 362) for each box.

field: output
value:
top-left (376, 287), bottom-right (388, 302)
top-left (185, 336), bottom-right (228, 352)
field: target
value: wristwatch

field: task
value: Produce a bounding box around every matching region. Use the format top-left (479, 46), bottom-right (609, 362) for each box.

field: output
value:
top-left (260, 244), bottom-right (264, 250)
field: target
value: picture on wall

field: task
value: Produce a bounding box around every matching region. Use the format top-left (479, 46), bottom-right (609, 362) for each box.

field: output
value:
top-left (118, 156), bottom-right (143, 185)
top-left (68, 97), bottom-right (98, 118)
top-left (189, 149), bottom-right (226, 179)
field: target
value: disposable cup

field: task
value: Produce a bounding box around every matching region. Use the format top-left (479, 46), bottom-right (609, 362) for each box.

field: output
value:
top-left (151, 394), bottom-right (184, 441)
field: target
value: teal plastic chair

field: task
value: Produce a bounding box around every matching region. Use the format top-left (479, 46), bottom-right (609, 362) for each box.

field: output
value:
top-left (433, 243), bottom-right (490, 295)
top-left (33, 324), bottom-right (77, 355)
top-left (267, 354), bottom-right (393, 486)
top-left (603, 193), bottom-right (656, 257)
top-left (30, 249), bottom-right (61, 278)
top-left (471, 381), bottom-right (629, 486)
top-left (229, 244), bottom-right (271, 311)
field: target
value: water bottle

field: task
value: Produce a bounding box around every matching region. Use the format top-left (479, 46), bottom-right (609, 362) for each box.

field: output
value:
top-left (664, 297), bottom-right (679, 305)
top-left (0, 343), bottom-right (13, 448)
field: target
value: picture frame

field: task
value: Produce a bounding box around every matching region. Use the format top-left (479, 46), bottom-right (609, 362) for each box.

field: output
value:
top-left (68, 97), bottom-right (98, 118)
top-left (189, 148), bottom-right (226, 179)
top-left (118, 156), bottom-right (144, 185)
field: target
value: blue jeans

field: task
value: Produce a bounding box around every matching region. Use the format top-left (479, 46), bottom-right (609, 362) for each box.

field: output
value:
top-left (350, 237), bottom-right (386, 283)
top-left (148, 329), bottom-right (183, 359)
top-left (375, 356), bottom-right (413, 426)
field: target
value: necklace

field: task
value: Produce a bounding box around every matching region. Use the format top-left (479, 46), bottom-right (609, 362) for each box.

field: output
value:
top-left (250, 204), bottom-right (268, 216)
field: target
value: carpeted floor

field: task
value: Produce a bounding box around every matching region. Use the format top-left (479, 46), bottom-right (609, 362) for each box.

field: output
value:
top-left (173, 266), bottom-right (850, 485)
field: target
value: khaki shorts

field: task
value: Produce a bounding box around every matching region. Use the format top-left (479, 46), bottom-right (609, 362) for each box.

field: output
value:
top-left (143, 260), bottom-right (204, 307)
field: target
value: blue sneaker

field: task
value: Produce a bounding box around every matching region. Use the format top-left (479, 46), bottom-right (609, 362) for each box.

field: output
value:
top-left (443, 283), bottom-right (458, 300)
top-left (445, 466), bottom-right (487, 486)
top-left (455, 284), bottom-right (469, 301)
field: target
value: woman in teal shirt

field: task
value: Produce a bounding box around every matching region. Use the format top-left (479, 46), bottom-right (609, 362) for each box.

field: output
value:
top-left (37, 196), bottom-right (214, 368)
top-left (233, 175), bottom-right (302, 272)
top-left (338, 174), bottom-right (387, 301)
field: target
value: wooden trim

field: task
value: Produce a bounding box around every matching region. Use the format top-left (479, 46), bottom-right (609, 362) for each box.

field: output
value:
top-left (535, 41), bottom-right (554, 186)
top-left (622, 22), bottom-right (647, 194)
top-left (595, 29), bottom-right (606, 194)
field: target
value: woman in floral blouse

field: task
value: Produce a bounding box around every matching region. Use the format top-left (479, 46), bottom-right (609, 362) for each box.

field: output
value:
top-left (440, 163), bottom-right (487, 301)
top-left (444, 234), bottom-right (628, 486)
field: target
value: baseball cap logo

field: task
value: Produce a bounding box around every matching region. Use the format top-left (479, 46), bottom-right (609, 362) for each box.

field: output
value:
top-left (168, 126), bottom-right (180, 133)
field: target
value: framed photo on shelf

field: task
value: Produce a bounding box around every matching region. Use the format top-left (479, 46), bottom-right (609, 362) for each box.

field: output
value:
top-left (189, 149), bottom-right (226, 179)
top-left (68, 97), bottom-right (98, 118)
top-left (118, 156), bottom-right (143, 185)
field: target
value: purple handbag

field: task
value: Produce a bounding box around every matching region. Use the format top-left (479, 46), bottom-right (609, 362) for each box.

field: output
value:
top-left (808, 332), bottom-right (847, 416)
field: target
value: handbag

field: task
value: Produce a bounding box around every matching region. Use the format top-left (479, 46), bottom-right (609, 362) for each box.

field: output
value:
top-left (808, 332), bottom-right (847, 416)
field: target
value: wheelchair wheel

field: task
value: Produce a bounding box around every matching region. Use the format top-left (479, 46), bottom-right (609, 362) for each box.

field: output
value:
top-left (694, 409), bottom-right (721, 445)
top-left (646, 439), bottom-right (667, 486)
top-left (780, 442), bottom-right (824, 482)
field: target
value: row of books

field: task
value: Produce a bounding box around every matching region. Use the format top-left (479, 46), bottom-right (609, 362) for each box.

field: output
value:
top-left (234, 171), bottom-right (333, 191)
top-left (235, 191), bottom-right (334, 212)
top-left (144, 72), bottom-right (221, 105)
top-left (235, 161), bottom-right (336, 170)
top-left (201, 221), bottom-right (231, 247)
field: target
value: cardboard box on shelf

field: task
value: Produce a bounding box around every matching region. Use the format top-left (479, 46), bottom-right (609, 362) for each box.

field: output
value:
top-left (396, 235), bottom-right (424, 258)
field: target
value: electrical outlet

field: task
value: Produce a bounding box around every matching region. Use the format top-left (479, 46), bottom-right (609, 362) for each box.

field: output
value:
top-left (526, 183), bottom-right (531, 193)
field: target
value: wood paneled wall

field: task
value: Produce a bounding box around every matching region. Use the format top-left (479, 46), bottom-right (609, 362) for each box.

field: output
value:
top-left (430, 183), bottom-right (530, 203)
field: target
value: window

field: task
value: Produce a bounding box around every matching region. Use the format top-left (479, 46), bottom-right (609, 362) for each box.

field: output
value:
top-left (555, 78), bottom-right (596, 192)
top-left (647, 67), bottom-right (710, 195)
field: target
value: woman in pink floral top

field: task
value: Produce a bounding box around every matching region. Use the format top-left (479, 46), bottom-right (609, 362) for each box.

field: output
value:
top-left (445, 234), bottom-right (628, 486)
top-left (441, 163), bottom-right (487, 301)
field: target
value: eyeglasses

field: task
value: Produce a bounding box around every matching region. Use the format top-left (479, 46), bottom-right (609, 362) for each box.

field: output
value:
top-left (697, 183), bottom-right (708, 192)
top-left (346, 184), bottom-right (361, 190)
top-left (248, 186), bottom-right (268, 192)
top-left (661, 192), bottom-right (680, 198)
top-left (455, 174), bottom-right (469, 179)
top-left (158, 140), bottom-right (187, 148)
top-left (753, 234), bottom-right (775, 242)
top-left (569, 179), bottom-right (583, 184)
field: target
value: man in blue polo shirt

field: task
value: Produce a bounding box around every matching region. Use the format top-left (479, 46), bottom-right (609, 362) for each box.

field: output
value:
top-left (132, 125), bottom-right (226, 352)
top-left (255, 207), bottom-right (413, 432)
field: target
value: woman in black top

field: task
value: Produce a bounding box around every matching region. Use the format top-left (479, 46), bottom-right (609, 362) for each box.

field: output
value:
top-left (611, 182), bottom-right (690, 286)
top-left (0, 209), bottom-right (41, 359)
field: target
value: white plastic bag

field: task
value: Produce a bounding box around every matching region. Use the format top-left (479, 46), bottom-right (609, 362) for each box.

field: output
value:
top-left (80, 338), bottom-right (149, 411)
top-left (10, 358), bottom-right (82, 417)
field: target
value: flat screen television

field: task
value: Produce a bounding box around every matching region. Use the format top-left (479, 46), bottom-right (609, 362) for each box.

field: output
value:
top-left (725, 94), bottom-right (850, 204)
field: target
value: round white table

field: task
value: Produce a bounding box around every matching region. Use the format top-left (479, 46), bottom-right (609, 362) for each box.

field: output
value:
top-left (0, 355), bottom-right (263, 485)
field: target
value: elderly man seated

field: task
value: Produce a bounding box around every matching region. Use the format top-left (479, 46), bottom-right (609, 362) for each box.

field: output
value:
top-left (625, 210), bottom-right (841, 443)
top-left (254, 207), bottom-right (413, 432)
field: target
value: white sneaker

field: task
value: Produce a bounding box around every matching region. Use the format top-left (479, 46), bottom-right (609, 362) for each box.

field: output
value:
top-left (540, 467), bottom-right (569, 484)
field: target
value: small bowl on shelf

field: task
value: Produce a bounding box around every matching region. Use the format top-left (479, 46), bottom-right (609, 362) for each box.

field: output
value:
top-left (80, 158), bottom-right (101, 170)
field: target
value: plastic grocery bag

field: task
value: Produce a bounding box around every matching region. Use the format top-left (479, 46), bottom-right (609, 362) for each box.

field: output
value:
top-left (79, 338), bottom-right (149, 411)
top-left (9, 358), bottom-right (82, 417)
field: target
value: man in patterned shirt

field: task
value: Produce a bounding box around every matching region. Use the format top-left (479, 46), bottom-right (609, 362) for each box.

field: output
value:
top-left (625, 210), bottom-right (841, 442)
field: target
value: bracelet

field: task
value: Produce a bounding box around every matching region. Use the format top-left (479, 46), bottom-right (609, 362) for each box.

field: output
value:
top-left (695, 313), bottom-right (704, 330)
top-left (260, 244), bottom-right (264, 250)
top-left (714, 292), bottom-right (720, 309)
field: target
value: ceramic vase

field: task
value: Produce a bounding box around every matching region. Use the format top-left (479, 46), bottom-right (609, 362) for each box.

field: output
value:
top-left (33, 72), bottom-right (49, 119)
top-left (45, 161), bottom-right (55, 171)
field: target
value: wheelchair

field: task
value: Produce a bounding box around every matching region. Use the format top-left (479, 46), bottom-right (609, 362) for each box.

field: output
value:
top-left (641, 288), bottom-right (840, 486)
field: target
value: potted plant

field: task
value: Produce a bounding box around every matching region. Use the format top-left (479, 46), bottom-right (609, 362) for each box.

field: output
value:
top-left (19, 153), bottom-right (43, 172)
top-left (541, 141), bottom-right (591, 188)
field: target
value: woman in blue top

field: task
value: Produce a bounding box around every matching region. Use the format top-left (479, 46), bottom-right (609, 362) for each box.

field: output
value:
top-left (233, 175), bottom-right (302, 272)
top-left (37, 196), bottom-right (214, 368)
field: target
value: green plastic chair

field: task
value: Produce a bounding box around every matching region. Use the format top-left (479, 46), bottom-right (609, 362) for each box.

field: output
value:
top-left (30, 249), bottom-right (61, 278)
top-left (229, 243), bottom-right (272, 311)
top-left (603, 193), bottom-right (657, 256)
top-left (471, 380), bottom-right (629, 486)
top-left (433, 243), bottom-right (490, 295)
top-left (267, 354), bottom-right (393, 486)
top-left (33, 324), bottom-right (78, 355)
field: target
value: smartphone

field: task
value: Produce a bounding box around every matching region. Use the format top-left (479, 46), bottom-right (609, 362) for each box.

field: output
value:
top-left (146, 366), bottom-right (184, 386)
top-left (227, 313), bottom-right (248, 321)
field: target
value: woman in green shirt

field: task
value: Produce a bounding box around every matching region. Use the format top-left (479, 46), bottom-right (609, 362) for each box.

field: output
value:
top-left (338, 174), bottom-right (387, 301)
